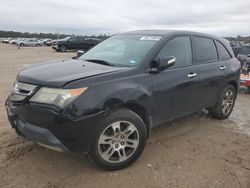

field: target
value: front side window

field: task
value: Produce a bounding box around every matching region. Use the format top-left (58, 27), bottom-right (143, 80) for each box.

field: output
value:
top-left (193, 37), bottom-right (218, 63)
top-left (156, 36), bottom-right (192, 68)
top-left (80, 35), bottom-right (159, 67)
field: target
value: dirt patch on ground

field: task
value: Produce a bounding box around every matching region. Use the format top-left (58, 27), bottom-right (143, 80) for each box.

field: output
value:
top-left (0, 44), bottom-right (250, 188)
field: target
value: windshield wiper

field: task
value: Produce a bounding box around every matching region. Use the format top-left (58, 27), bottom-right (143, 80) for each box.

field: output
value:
top-left (85, 59), bottom-right (115, 66)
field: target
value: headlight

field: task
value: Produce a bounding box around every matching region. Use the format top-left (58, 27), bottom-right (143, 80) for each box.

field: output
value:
top-left (30, 87), bottom-right (88, 108)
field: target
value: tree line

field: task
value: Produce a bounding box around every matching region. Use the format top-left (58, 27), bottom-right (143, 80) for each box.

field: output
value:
top-left (0, 30), bottom-right (110, 39)
top-left (224, 35), bottom-right (250, 44)
top-left (1, 30), bottom-right (250, 44)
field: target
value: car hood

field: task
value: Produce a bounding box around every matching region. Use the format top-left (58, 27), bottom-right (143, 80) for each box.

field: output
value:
top-left (17, 59), bottom-right (128, 87)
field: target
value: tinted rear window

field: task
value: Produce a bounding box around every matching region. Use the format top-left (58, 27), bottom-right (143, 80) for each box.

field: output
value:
top-left (194, 37), bottom-right (218, 63)
top-left (215, 41), bottom-right (232, 61)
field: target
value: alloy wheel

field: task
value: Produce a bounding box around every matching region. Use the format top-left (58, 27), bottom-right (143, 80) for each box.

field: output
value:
top-left (98, 121), bottom-right (139, 163)
top-left (222, 89), bottom-right (234, 115)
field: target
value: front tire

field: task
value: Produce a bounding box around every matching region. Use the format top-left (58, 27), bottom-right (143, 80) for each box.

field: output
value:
top-left (89, 108), bottom-right (147, 170)
top-left (59, 45), bottom-right (67, 52)
top-left (209, 85), bottom-right (237, 119)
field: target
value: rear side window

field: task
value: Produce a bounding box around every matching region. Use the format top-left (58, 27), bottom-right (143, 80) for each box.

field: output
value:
top-left (215, 41), bottom-right (232, 61)
top-left (156, 36), bottom-right (192, 68)
top-left (193, 37), bottom-right (217, 63)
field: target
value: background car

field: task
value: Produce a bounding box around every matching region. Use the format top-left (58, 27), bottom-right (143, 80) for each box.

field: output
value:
top-left (240, 55), bottom-right (250, 93)
top-left (9, 38), bottom-right (19, 44)
top-left (1, 37), bottom-right (13, 43)
top-left (17, 39), bottom-right (43, 47)
top-left (39, 38), bottom-right (52, 46)
top-left (230, 41), bottom-right (250, 56)
top-left (52, 36), bottom-right (101, 52)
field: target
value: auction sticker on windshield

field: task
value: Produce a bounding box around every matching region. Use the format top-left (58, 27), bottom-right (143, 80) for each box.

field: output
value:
top-left (140, 36), bottom-right (162, 41)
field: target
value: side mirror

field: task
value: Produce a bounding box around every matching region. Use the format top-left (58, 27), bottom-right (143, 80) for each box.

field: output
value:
top-left (157, 56), bottom-right (176, 71)
top-left (72, 50), bottom-right (85, 59)
top-left (77, 50), bottom-right (84, 57)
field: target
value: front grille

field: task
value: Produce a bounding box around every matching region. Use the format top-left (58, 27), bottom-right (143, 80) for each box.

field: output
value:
top-left (10, 81), bottom-right (37, 102)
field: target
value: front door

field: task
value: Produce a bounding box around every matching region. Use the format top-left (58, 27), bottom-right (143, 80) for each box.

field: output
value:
top-left (151, 36), bottom-right (200, 125)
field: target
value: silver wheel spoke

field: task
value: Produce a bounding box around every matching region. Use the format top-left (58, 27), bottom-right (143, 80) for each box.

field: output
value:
top-left (223, 106), bottom-right (228, 114)
top-left (126, 138), bottom-right (139, 149)
top-left (118, 148), bottom-right (127, 161)
top-left (226, 104), bottom-right (231, 113)
top-left (102, 146), bottom-right (115, 161)
top-left (222, 89), bottom-right (234, 115)
top-left (123, 124), bottom-right (137, 137)
top-left (98, 135), bottom-right (113, 145)
top-left (111, 122), bottom-right (121, 135)
top-left (222, 100), bottom-right (227, 106)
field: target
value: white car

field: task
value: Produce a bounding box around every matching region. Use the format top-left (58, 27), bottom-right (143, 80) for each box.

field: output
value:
top-left (1, 38), bottom-right (13, 43)
top-left (17, 39), bottom-right (43, 47)
top-left (9, 39), bottom-right (18, 44)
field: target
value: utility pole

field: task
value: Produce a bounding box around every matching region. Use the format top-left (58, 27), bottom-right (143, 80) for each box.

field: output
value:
top-left (56, 29), bottom-right (60, 40)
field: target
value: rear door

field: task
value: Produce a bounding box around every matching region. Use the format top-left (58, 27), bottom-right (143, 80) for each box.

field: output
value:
top-left (151, 35), bottom-right (200, 125)
top-left (192, 36), bottom-right (226, 108)
top-left (68, 37), bottom-right (81, 49)
top-left (25, 39), bottom-right (33, 46)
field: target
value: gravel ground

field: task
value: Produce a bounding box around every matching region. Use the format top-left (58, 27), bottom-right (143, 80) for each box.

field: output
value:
top-left (0, 43), bottom-right (250, 188)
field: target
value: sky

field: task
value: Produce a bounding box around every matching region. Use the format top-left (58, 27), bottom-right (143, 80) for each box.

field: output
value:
top-left (0, 0), bottom-right (250, 36)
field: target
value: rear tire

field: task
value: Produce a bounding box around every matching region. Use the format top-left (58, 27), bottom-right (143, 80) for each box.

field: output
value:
top-left (59, 45), bottom-right (67, 52)
top-left (209, 85), bottom-right (237, 120)
top-left (88, 108), bottom-right (147, 170)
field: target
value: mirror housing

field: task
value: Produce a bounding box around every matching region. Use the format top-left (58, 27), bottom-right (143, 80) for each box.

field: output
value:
top-left (77, 50), bottom-right (84, 57)
top-left (72, 50), bottom-right (85, 59)
top-left (157, 56), bottom-right (176, 71)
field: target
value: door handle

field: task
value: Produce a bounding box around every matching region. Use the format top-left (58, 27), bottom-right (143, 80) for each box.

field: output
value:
top-left (187, 73), bottom-right (197, 78)
top-left (220, 66), bottom-right (226, 70)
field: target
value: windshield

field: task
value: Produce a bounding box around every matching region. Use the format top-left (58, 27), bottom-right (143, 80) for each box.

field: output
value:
top-left (79, 35), bottom-right (161, 67)
top-left (61, 36), bottom-right (70, 41)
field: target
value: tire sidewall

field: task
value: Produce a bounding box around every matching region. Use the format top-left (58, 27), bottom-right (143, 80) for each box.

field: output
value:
top-left (89, 108), bottom-right (147, 170)
top-left (59, 45), bottom-right (67, 52)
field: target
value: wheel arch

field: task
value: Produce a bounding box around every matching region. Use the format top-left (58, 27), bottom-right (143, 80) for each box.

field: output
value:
top-left (103, 99), bottom-right (152, 138)
top-left (122, 102), bottom-right (152, 138)
top-left (228, 80), bottom-right (238, 92)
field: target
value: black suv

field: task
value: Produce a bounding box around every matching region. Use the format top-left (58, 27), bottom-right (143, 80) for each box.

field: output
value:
top-left (6, 30), bottom-right (240, 170)
top-left (52, 36), bottom-right (101, 52)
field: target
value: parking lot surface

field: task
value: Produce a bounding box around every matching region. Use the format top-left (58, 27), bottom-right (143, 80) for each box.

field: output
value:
top-left (0, 44), bottom-right (250, 188)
